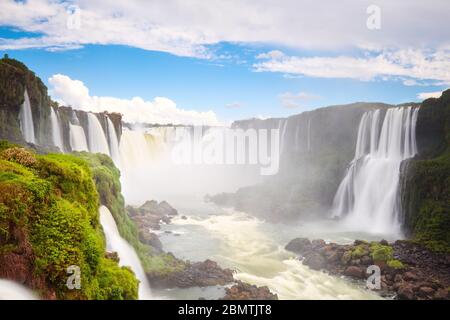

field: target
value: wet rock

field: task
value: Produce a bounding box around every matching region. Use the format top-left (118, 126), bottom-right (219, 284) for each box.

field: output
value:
top-left (221, 281), bottom-right (278, 300)
top-left (311, 239), bottom-right (326, 249)
top-left (418, 286), bottom-right (435, 297)
top-left (149, 259), bottom-right (234, 288)
top-left (344, 266), bottom-right (364, 279)
top-left (303, 253), bottom-right (325, 270)
top-left (285, 238), bottom-right (311, 255)
top-left (397, 283), bottom-right (415, 300)
top-left (404, 271), bottom-right (419, 281)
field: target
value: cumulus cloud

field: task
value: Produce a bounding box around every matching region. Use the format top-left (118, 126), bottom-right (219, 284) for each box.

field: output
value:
top-left (279, 91), bottom-right (321, 109)
top-left (0, 0), bottom-right (450, 57)
top-left (417, 91), bottom-right (443, 100)
top-left (48, 74), bottom-right (220, 125)
top-left (254, 49), bottom-right (450, 84)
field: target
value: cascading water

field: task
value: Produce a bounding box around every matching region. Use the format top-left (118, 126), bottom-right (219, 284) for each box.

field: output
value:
top-left (331, 107), bottom-right (419, 235)
top-left (19, 89), bottom-right (35, 144)
top-left (69, 123), bottom-right (89, 152)
top-left (50, 107), bottom-right (64, 151)
top-left (87, 113), bottom-right (110, 155)
top-left (0, 279), bottom-right (37, 300)
top-left (106, 117), bottom-right (121, 167)
top-left (99, 206), bottom-right (153, 300)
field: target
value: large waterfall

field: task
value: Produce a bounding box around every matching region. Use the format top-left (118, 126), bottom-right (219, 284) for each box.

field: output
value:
top-left (87, 113), bottom-right (110, 155)
top-left (106, 117), bottom-right (121, 167)
top-left (50, 107), bottom-right (64, 151)
top-left (332, 107), bottom-right (419, 235)
top-left (19, 89), bottom-right (35, 144)
top-left (99, 206), bottom-right (153, 300)
top-left (69, 123), bottom-right (89, 152)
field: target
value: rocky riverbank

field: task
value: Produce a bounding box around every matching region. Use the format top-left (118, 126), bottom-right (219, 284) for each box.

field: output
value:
top-left (285, 238), bottom-right (450, 300)
top-left (127, 200), bottom-right (278, 299)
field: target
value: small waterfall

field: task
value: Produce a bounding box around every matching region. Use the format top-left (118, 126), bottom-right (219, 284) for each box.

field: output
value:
top-left (19, 89), bottom-right (35, 144)
top-left (106, 117), bottom-right (121, 167)
top-left (332, 107), bottom-right (419, 235)
top-left (87, 113), bottom-right (110, 155)
top-left (69, 123), bottom-right (89, 152)
top-left (50, 107), bottom-right (64, 151)
top-left (0, 279), bottom-right (37, 300)
top-left (280, 119), bottom-right (288, 154)
top-left (99, 206), bottom-right (153, 300)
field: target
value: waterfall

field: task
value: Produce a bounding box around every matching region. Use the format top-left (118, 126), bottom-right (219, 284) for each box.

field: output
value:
top-left (106, 117), bottom-right (121, 167)
top-left (0, 279), bottom-right (37, 300)
top-left (50, 107), bottom-right (64, 151)
top-left (307, 118), bottom-right (311, 152)
top-left (69, 123), bottom-right (89, 152)
top-left (99, 206), bottom-right (153, 300)
top-left (87, 113), bottom-right (110, 155)
top-left (19, 89), bottom-right (35, 144)
top-left (331, 107), bottom-right (419, 235)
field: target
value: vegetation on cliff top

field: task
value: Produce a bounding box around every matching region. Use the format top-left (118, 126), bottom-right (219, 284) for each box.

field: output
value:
top-left (402, 89), bottom-right (450, 253)
top-left (0, 142), bottom-right (138, 299)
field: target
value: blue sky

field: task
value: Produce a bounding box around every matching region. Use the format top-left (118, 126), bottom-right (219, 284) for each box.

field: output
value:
top-left (0, 1), bottom-right (449, 124)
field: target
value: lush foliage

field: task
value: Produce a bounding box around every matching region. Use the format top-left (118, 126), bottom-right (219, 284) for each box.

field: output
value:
top-left (0, 141), bottom-right (138, 299)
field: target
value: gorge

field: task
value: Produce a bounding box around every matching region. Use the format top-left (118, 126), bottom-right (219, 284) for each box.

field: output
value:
top-left (0, 56), bottom-right (448, 300)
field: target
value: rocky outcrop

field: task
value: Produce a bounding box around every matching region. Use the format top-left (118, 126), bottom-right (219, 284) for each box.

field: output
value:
top-left (221, 281), bottom-right (278, 300)
top-left (285, 238), bottom-right (450, 300)
top-left (127, 200), bottom-right (178, 252)
top-left (149, 259), bottom-right (234, 288)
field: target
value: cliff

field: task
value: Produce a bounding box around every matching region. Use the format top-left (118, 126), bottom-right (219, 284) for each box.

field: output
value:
top-left (0, 56), bottom-right (122, 151)
top-left (211, 102), bottom-right (394, 221)
top-left (0, 141), bottom-right (138, 299)
top-left (400, 89), bottom-right (450, 252)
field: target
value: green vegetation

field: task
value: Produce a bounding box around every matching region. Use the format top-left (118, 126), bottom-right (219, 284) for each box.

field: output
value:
top-left (402, 89), bottom-right (450, 253)
top-left (370, 243), bottom-right (394, 262)
top-left (0, 141), bottom-right (138, 299)
top-left (387, 259), bottom-right (406, 269)
top-left (73, 152), bottom-right (185, 278)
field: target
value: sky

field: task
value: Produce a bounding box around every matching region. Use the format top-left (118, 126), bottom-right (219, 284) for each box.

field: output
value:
top-left (0, 0), bottom-right (449, 125)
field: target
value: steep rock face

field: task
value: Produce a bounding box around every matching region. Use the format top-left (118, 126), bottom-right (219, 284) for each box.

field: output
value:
top-left (400, 89), bottom-right (450, 252)
top-left (0, 56), bottom-right (122, 151)
top-left (211, 102), bottom-right (394, 221)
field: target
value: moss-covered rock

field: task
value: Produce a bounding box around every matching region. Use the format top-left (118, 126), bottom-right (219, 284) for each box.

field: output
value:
top-left (0, 141), bottom-right (138, 299)
top-left (401, 89), bottom-right (450, 253)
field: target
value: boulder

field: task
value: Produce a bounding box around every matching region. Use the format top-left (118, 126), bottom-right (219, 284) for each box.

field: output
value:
top-left (303, 253), bottom-right (326, 270)
top-left (344, 266), bottom-right (364, 279)
top-left (285, 238), bottom-right (312, 255)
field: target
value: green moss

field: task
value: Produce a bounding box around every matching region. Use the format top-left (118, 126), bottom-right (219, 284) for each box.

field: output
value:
top-left (351, 244), bottom-right (369, 259)
top-left (0, 144), bottom-right (139, 299)
top-left (387, 259), bottom-right (406, 269)
top-left (370, 243), bottom-right (394, 262)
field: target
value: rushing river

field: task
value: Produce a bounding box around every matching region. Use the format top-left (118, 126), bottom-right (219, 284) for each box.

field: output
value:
top-left (152, 196), bottom-right (384, 300)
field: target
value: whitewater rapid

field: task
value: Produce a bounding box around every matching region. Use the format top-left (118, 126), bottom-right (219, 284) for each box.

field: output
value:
top-left (157, 200), bottom-right (382, 300)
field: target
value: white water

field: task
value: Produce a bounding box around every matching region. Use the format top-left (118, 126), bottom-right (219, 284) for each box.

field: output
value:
top-left (87, 113), bottom-right (110, 155)
top-left (19, 89), bottom-right (35, 144)
top-left (106, 117), bottom-right (121, 167)
top-left (157, 201), bottom-right (382, 300)
top-left (50, 107), bottom-right (64, 151)
top-left (332, 107), bottom-right (419, 235)
top-left (0, 279), bottom-right (38, 300)
top-left (99, 206), bottom-right (153, 300)
top-left (69, 123), bottom-right (89, 152)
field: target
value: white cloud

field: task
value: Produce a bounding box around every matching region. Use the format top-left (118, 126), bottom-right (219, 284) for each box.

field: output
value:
top-left (48, 74), bottom-right (220, 125)
top-left (254, 49), bottom-right (450, 84)
top-left (279, 91), bottom-right (320, 109)
top-left (0, 0), bottom-right (449, 58)
top-left (417, 91), bottom-right (443, 100)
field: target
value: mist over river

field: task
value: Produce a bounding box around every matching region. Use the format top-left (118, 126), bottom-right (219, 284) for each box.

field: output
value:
top-left (151, 196), bottom-right (385, 300)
